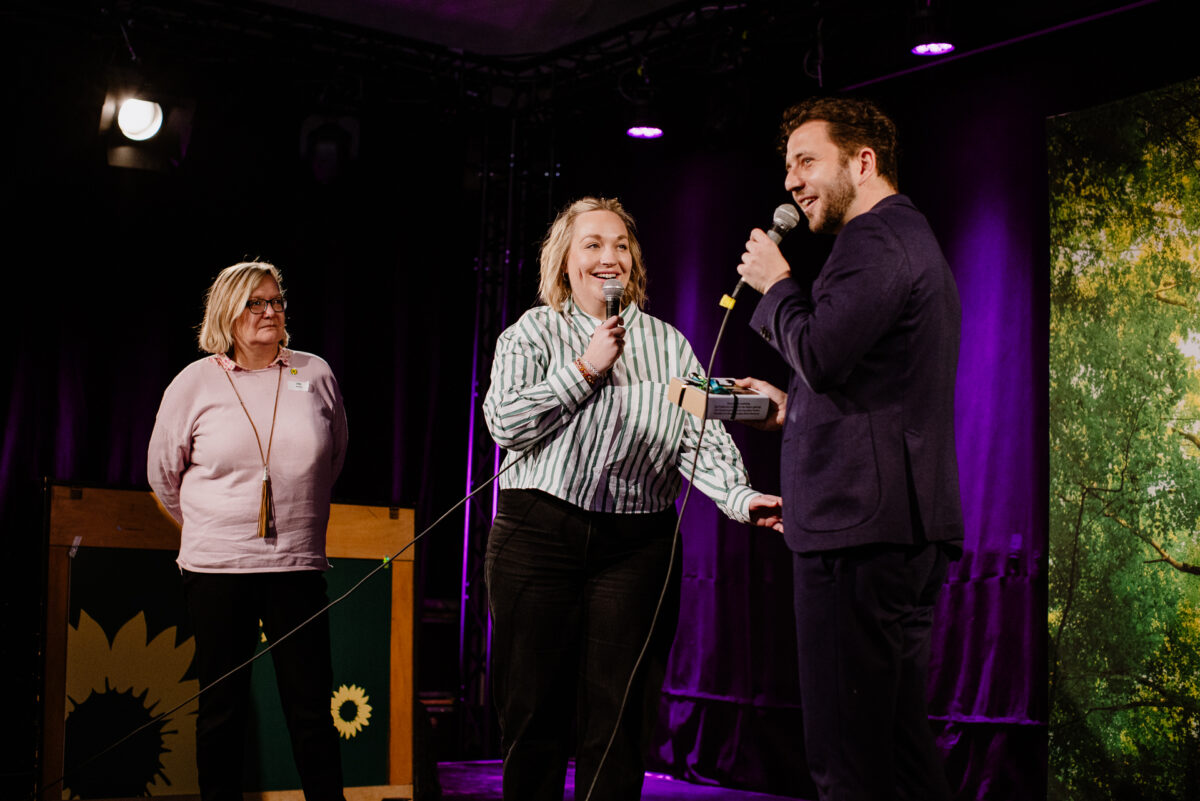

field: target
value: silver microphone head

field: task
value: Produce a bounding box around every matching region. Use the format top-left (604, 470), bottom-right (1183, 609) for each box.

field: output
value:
top-left (602, 277), bottom-right (624, 318)
top-left (602, 278), bottom-right (624, 303)
top-left (768, 203), bottom-right (802, 243)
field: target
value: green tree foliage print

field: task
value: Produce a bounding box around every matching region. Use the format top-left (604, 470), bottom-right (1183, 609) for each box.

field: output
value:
top-left (1049, 77), bottom-right (1200, 801)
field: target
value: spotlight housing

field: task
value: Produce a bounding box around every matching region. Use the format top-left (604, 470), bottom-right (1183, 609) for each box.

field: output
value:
top-left (910, 0), bottom-right (955, 57)
top-left (620, 59), bottom-right (665, 140)
top-left (99, 68), bottom-right (193, 171)
top-left (624, 102), bottom-right (664, 140)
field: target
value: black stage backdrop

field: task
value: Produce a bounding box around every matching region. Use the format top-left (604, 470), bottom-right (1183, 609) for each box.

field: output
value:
top-left (3, 1), bottom-right (1194, 798)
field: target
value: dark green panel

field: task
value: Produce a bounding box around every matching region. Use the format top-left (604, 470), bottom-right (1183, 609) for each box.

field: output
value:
top-left (62, 547), bottom-right (393, 797)
top-left (246, 557), bottom-right (391, 790)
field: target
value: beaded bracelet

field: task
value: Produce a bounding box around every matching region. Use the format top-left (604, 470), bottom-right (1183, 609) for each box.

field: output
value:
top-left (575, 357), bottom-right (598, 386)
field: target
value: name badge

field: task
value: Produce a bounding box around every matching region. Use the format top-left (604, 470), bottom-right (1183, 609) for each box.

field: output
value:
top-left (288, 380), bottom-right (311, 392)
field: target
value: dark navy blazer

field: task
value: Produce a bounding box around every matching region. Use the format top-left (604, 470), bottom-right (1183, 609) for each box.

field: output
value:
top-left (750, 194), bottom-right (964, 554)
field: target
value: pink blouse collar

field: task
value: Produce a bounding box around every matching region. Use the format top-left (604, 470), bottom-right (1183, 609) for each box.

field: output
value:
top-left (211, 346), bottom-right (293, 372)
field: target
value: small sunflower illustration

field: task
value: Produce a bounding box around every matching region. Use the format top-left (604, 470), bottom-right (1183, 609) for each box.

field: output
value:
top-left (330, 684), bottom-right (372, 739)
top-left (64, 611), bottom-right (198, 798)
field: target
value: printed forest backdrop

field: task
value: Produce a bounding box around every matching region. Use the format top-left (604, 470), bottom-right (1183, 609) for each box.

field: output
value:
top-left (1049, 76), bottom-right (1200, 800)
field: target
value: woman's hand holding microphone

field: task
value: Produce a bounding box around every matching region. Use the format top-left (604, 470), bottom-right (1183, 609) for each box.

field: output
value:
top-left (582, 315), bottom-right (625, 375)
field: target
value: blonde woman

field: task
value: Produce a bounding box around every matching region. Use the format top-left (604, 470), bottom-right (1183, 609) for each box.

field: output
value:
top-left (148, 261), bottom-right (348, 801)
top-left (483, 197), bottom-right (782, 801)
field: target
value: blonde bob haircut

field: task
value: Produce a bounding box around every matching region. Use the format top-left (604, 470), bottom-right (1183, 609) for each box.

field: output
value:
top-left (198, 261), bottom-right (289, 354)
top-left (537, 197), bottom-right (648, 312)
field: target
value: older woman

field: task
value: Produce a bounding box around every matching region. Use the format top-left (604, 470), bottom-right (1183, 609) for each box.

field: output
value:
top-left (148, 261), bottom-right (348, 801)
top-left (483, 197), bottom-right (782, 801)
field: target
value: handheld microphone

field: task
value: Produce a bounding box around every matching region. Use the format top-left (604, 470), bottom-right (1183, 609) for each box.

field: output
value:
top-left (603, 278), bottom-right (624, 319)
top-left (721, 203), bottom-right (801, 309)
top-left (766, 203), bottom-right (802, 244)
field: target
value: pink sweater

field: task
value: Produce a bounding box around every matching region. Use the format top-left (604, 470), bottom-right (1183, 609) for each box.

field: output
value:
top-left (147, 348), bottom-right (348, 572)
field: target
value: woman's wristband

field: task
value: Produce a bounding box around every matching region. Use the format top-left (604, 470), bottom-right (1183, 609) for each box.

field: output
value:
top-left (575, 357), bottom-right (601, 386)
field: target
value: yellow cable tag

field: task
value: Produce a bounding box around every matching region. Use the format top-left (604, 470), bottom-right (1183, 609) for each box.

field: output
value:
top-left (719, 294), bottom-right (737, 309)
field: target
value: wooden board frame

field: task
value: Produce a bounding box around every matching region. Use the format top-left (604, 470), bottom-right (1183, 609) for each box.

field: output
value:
top-left (41, 484), bottom-right (415, 801)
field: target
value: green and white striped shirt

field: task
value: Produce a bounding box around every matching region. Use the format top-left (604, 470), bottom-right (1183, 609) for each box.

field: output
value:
top-left (483, 301), bottom-right (758, 521)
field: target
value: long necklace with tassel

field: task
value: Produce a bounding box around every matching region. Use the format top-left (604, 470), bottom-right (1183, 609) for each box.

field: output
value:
top-left (224, 362), bottom-right (284, 538)
top-left (258, 464), bottom-right (275, 538)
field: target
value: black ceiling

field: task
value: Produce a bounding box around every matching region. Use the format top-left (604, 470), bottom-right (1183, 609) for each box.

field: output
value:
top-left (8, 0), bottom-right (1181, 129)
top-left (248, 0), bottom-right (1165, 64)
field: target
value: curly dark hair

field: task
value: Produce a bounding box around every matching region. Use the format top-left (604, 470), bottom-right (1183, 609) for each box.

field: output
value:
top-left (779, 97), bottom-right (899, 189)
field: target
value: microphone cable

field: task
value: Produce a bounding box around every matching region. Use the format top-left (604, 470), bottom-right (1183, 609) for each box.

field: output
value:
top-left (36, 414), bottom-right (574, 801)
top-left (583, 204), bottom-right (797, 799)
top-left (44, 264), bottom-right (777, 800)
top-left (581, 288), bottom-right (745, 801)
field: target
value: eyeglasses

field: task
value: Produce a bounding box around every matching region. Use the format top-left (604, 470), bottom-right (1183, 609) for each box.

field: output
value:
top-left (245, 297), bottom-right (287, 314)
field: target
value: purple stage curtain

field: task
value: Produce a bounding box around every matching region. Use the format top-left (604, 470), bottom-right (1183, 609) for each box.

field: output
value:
top-left (611, 87), bottom-right (1046, 799)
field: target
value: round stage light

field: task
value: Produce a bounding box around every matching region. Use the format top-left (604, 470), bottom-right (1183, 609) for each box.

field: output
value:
top-left (117, 99), bottom-right (163, 141)
top-left (911, 41), bottom-right (955, 56)
top-left (626, 125), bottom-right (664, 139)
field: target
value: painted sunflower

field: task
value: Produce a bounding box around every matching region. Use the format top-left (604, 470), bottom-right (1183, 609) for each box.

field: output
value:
top-left (63, 611), bottom-right (198, 798)
top-left (330, 684), bottom-right (372, 739)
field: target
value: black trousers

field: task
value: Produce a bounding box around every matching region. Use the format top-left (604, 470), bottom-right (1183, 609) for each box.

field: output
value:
top-left (793, 541), bottom-right (953, 801)
top-left (181, 569), bottom-right (346, 801)
top-left (485, 489), bottom-right (680, 801)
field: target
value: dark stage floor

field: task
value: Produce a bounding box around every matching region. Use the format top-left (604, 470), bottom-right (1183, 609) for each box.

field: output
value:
top-left (437, 760), bottom-right (806, 800)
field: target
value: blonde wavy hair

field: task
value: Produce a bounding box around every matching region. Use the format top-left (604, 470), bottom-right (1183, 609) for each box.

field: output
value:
top-left (198, 261), bottom-right (289, 354)
top-left (537, 197), bottom-right (648, 312)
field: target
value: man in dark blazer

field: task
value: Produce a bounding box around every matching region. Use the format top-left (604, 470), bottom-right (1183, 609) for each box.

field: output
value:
top-left (735, 96), bottom-right (964, 801)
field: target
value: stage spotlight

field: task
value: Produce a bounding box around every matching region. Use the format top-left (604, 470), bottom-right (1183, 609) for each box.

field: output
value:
top-left (625, 97), bottom-right (664, 138)
top-left (912, 41), bottom-right (954, 56)
top-left (623, 100), bottom-right (665, 138)
top-left (627, 127), bottom-right (664, 139)
top-left (626, 121), bottom-right (664, 140)
top-left (910, 0), bottom-right (955, 56)
top-left (116, 99), bottom-right (164, 141)
top-left (99, 66), bottom-right (193, 170)
top-left (621, 60), bottom-right (664, 140)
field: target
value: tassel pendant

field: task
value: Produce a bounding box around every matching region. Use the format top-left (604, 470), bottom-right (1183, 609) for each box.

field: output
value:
top-left (257, 465), bottom-right (275, 538)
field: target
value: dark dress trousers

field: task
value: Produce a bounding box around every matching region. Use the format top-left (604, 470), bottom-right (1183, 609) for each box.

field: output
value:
top-left (750, 194), bottom-right (964, 801)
